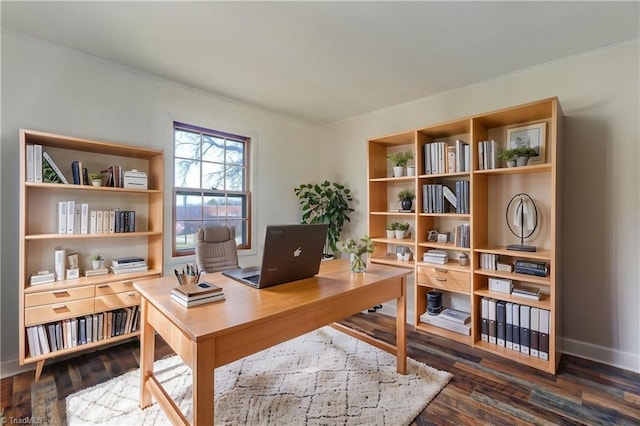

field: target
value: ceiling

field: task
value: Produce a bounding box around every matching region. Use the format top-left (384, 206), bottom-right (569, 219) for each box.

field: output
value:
top-left (2, 1), bottom-right (638, 126)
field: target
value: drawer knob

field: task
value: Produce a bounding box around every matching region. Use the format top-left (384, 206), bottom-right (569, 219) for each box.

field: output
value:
top-left (127, 292), bottom-right (136, 297)
top-left (123, 281), bottom-right (133, 286)
top-left (52, 304), bottom-right (69, 312)
top-left (97, 285), bottom-right (108, 289)
top-left (435, 277), bottom-right (447, 282)
top-left (436, 269), bottom-right (448, 273)
top-left (53, 290), bottom-right (70, 297)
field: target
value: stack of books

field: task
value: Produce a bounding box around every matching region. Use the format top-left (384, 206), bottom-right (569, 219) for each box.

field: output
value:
top-left (422, 249), bottom-right (448, 265)
top-left (420, 307), bottom-right (471, 336)
top-left (511, 284), bottom-right (542, 300)
top-left (171, 281), bottom-right (225, 307)
top-left (110, 256), bottom-right (148, 274)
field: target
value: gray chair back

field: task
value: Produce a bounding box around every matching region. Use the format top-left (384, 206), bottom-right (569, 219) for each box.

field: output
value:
top-left (195, 226), bottom-right (240, 273)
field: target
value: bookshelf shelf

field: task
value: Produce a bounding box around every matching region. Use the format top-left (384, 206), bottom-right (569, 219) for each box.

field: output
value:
top-left (367, 97), bottom-right (561, 374)
top-left (19, 129), bottom-right (164, 381)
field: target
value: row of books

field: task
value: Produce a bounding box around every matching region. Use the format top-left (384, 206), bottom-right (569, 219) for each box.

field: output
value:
top-left (422, 249), bottom-right (448, 265)
top-left (452, 224), bottom-right (470, 248)
top-left (477, 140), bottom-right (500, 170)
top-left (481, 298), bottom-right (550, 360)
top-left (171, 281), bottom-right (225, 307)
top-left (421, 139), bottom-right (470, 175)
top-left (58, 201), bottom-right (136, 234)
top-left (111, 256), bottom-right (148, 275)
top-left (26, 144), bottom-right (69, 184)
top-left (421, 180), bottom-right (469, 214)
top-left (420, 307), bottom-right (471, 336)
top-left (26, 307), bottom-right (140, 358)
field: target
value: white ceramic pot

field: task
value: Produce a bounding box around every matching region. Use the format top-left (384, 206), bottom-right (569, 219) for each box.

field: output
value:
top-left (394, 230), bottom-right (405, 239)
top-left (516, 157), bottom-right (528, 167)
top-left (386, 230), bottom-right (395, 239)
top-left (406, 165), bottom-right (416, 176)
top-left (393, 166), bottom-right (404, 177)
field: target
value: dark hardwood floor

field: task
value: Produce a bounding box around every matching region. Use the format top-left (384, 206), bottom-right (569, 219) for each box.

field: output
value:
top-left (2, 312), bottom-right (639, 425)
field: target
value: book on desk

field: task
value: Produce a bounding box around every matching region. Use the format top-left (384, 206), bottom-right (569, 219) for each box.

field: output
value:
top-left (171, 281), bottom-right (225, 307)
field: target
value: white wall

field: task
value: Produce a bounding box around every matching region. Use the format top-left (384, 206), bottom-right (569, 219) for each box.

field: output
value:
top-left (0, 33), bottom-right (320, 374)
top-left (319, 40), bottom-right (640, 373)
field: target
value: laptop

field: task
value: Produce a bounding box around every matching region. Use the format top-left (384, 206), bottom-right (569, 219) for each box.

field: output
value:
top-left (222, 224), bottom-right (328, 289)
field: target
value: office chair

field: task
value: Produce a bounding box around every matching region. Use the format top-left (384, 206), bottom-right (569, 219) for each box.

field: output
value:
top-left (195, 226), bottom-right (240, 273)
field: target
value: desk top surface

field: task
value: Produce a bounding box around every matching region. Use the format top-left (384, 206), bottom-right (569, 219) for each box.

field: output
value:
top-left (134, 259), bottom-right (409, 341)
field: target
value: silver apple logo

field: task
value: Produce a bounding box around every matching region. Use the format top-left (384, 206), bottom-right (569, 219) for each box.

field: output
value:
top-left (293, 246), bottom-right (302, 257)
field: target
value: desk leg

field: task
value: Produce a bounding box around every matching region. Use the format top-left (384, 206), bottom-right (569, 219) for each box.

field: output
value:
top-left (192, 340), bottom-right (215, 425)
top-left (396, 275), bottom-right (407, 374)
top-left (139, 298), bottom-right (155, 409)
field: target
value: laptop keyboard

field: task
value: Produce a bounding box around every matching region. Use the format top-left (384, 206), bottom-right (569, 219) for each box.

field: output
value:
top-left (246, 274), bottom-right (260, 284)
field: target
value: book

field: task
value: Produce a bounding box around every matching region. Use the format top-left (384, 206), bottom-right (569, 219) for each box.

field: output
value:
top-left (520, 305), bottom-right (531, 355)
top-left (34, 144), bottom-right (43, 183)
top-left (173, 281), bottom-right (223, 298)
top-left (488, 298), bottom-right (497, 344)
top-left (112, 256), bottom-right (145, 265)
top-left (530, 307), bottom-right (540, 358)
top-left (26, 144), bottom-right (34, 182)
top-left (84, 268), bottom-right (108, 277)
top-left (419, 311), bottom-right (471, 335)
top-left (512, 303), bottom-right (521, 352)
top-left (481, 297), bottom-right (489, 342)
top-left (111, 261), bottom-right (146, 269)
top-left (512, 284), bottom-right (542, 300)
top-left (29, 271), bottom-right (55, 285)
top-left (111, 265), bottom-right (148, 274)
top-left (440, 308), bottom-right (470, 325)
top-left (71, 160), bottom-right (81, 185)
top-left (505, 302), bottom-right (514, 350)
top-left (171, 292), bottom-right (225, 307)
top-left (43, 152), bottom-right (69, 184)
top-left (171, 288), bottom-right (225, 302)
top-left (539, 309), bottom-right (550, 360)
top-left (43, 157), bottom-right (64, 183)
top-left (496, 301), bottom-right (506, 347)
top-left (80, 203), bottom-right (89, 234)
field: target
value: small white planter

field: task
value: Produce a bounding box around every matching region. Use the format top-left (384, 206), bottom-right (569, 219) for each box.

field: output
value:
top-left (406, 165), bottom-right (416, 176)
top-left (516, 157), bottom-right (529, 167)
top-left (386, 230), bottom-right (395, 239)
top-left (392, 166), bottom-right (404, 177)
top-left (394, 230), bottom-right (406, 239)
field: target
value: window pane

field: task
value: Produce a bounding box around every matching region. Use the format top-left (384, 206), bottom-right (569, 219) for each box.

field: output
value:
top-left (202, 162), bottom-right (225, 190)
top-left (227, 219), bottom-right (246, 245)
top-left (174, 130), bottom-right (200, 159)
top-left (175, 221), bottom-right (198, 250)
top-left (202, 135), bottom-right (224, 162)
top-left (227, 194), bottom-right (247, 218)
top-left (226, 140), bottom-right (244, 165)
top-left (175, 193), bottom-right (202, 220)
top-left (175, 158), bottom-right (201, 188)
top-left (226, 165), bottom-right (244, 191)
top-left (203, 196), bottom-right (226, 220)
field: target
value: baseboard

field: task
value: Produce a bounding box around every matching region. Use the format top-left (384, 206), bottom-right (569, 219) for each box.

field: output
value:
top-left (561, 337), bottom-right (640, 374)
top-left (1, 359), bottom-right (34, 379)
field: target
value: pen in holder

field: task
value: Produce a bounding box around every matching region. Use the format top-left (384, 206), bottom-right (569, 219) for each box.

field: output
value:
top-left (175, 264), bottom-right (202, 286)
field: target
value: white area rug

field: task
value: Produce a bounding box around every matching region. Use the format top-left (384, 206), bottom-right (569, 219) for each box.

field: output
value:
top-left (66, 327), bottom-right (451, 425)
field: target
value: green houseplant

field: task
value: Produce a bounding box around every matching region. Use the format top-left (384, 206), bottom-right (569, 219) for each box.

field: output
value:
top-left (387, 151), bottom-right (414, 177)
top-left (500, 147), bottom-right (538, 167)
top-left (294, 181), bottom-right (354, 257)
top-left (397, 188), bottom-right (415, 211)
top-left (395, 222), bottom-right (410, 239)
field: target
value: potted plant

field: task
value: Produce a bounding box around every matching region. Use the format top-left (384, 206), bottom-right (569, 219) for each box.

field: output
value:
top-left (513, 146), bottom-right (538, 166)
top-left (387, 151), bottom-right (414, 177)
top-left (397, 188), bottom-right (415, 211)
top-left (89, 172), bottom-right (103, 186)
top-left (498, 148), bottom-right (519, 168)
top-left (386, 222), bottom-right (398, 239)
top-left (91, 254), bottom-right (104, 270)
top-left (294, 181), bottom-right (354, 258)
top-left (395, 222), bottom-right (409, 239)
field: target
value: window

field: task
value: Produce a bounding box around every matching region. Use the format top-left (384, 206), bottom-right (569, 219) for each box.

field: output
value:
top-left (173, 122), bottom-right (251, 256)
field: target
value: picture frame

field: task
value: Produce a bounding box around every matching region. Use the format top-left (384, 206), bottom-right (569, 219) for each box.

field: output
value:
top-left (506, 122), bottom-right (547, 165)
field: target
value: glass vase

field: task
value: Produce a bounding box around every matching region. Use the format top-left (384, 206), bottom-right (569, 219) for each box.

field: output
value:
top-left (350, 253), bottom-right (368, 273)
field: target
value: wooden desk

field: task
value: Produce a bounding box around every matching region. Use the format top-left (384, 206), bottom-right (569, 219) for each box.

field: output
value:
top-left (134, 259), bottom-right (409, 425)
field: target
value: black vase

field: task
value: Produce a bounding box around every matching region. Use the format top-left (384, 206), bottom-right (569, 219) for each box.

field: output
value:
top-left (401, 199), bottom-right (412, 211)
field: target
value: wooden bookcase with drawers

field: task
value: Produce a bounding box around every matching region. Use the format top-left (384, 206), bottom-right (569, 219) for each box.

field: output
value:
top-left (18, 129), bottom-right (164, 380)
top-left (367, 98), bottom-right (562, 373)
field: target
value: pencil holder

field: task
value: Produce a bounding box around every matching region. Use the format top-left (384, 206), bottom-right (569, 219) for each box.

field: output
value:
top-left (184, 274), bottom-right (198, 285)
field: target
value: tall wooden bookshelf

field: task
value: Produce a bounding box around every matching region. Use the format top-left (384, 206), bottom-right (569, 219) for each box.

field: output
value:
top-left (367, 98), bottom-right (562, 373)
top-left (19, 129), bottom-right (164, 380)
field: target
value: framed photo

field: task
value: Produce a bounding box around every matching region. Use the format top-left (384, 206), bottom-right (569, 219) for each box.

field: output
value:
top-left (506, 122), bottom-right (546, 165)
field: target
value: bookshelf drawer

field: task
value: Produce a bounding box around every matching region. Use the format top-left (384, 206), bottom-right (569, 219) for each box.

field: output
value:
top-left (25, 299), bottom-right (94, 326)
top-left (25, 285), bottom-right (95, 307)
top-left (95, 291), bottom-right (140, 311)
top-left (417, 266), bottom-right (469, 292)
top-left (95, 280), bottom-right (136, 296)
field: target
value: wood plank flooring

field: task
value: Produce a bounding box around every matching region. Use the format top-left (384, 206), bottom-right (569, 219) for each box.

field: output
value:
top-left (2, 312), bottom-right (639, 425)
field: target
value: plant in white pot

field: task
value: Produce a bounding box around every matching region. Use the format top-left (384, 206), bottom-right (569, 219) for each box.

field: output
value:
top-left (91, 254), bottom-right (104, 270)
top-left (498, 149), bottom-right (519, 168)
top-left (513, 146), bottom-right (538, 166)
top-left (294, 180), bottom-right (354, 258)
top-left (387, 151), bottom-right (414, 177)
top-left (395, 222), bottom-right (409, 239)
top-left (386, 222), bottom-right (398, 239)
top-left (89, 172), bottom-right (103, 187)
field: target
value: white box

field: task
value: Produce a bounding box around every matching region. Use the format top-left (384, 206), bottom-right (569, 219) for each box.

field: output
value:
top-left (124, 170), bottom-right (148, 189)
top-left (488, 277), bottom-right (513, 294)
